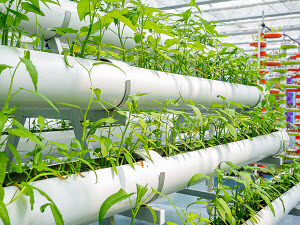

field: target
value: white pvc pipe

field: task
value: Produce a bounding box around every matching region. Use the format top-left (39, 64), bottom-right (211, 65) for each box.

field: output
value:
top-left (0, 0), bottom-right (139, 49)
top-left (244, 183), bottom-right (300, 225)
top-left (2, 130), bottom-right (289, 225)
top-left (0, 45), bottom-right (262, 110)
top-left (0, 45), bottom-right (127, 110)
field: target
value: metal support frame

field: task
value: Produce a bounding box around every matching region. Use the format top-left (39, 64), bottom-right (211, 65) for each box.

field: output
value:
top-left (209, 10), bottom-right (300, 24)
top-left (4, 108), bottom-right (126, 164)
top-left (220, 25), bottom-right (300, 36)
top-left (257, 156), bottom-right (283, 165)
top-left (289, 207), bottom-right (300, 217)
top-left (102, 216), bottom-right (117, 225)
top-left (178, 188), bottom-right (216, 200)
top-left (158, 0), bottom-right (232, 10)
top-left (47, 36), bottom-right (63, 54)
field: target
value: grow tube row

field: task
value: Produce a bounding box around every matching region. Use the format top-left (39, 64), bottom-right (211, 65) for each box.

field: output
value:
top-left (244, 183), bottom-right (300, 225)
top-left (0, 45), bottom-right (262, 111)
top-left (2, 130), bottom-right (289, 225)
top-left (0, 0), bottom-right (157, 49)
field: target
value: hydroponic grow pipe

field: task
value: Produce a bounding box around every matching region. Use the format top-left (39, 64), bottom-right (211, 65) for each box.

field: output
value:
top-left (0, 0), bottom-right (141, 49)
top-left (0, 45), bottom-right (262, 111)
top-left (244, 183), bottom-right (300, 225)
top-left (2, 130), bottom-right (289, 225)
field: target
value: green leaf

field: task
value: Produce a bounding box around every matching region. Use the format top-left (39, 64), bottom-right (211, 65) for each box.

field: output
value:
top-left (210, 103), bottom-right (223, 108)
top-left (54, 102), bottom-right (81, 111)
top-left (37, 116), bottom-right (46, 131)
top-left (216, 198), bottom-right (235, 224)
top-left (22, 183), bottom-right (35, 211)
top-left (107, 10), bottom-right (136, 32)
top-left (19, 55), bottom-right (38, 92)
top-left (20, 88), bottom-right (59, 113)
top-left (188, 174), bottom-right (211, 187)
top-left (28, 0), bottom-right (40, 8)
top-left (98, 189), bottom-right (134, 224)
top-left (138, 117), bottom-right (147, 129)
top-left (226, 124), bottom-right (237, 140)
top-left (124, 152), bottom-right (134, 169)
top-left (189, 0), bottom-right (201, 13)
top-left (221, 161), bottom-right (240, 169)
top-left (50, 142), bottom-right (69, 151)
top-left (27, 184), bottom-right (64, 225)
top-left (62, 49), bottom-right (73, 68)
top-left (0, 186), bottom-right (4, 201)
top-left (90, 135), bottom-right (111, 158)
top-left (164, 38), bottom-right (180, 48)
top-left (186, 212), bottom-right (199, 220)
top-left (93, 88), bottom-right (101, 100)
top-left (87, 117), bottom-right (117, 138)
top-left (73, 157), bottom-right (98, 182)
top-left (0, 200), bottom-right (10, 225)
top-left (7, 8), bottom-right (29, 21)
top-left (221, 43), bottom-right (238, 48)
top-left (189, 105), bottom-right (203, 124)
top-left (260, 193), bottom-right (275, 216)
top-left (144, 204), bottom-right (157, 224)
top-left (186, 201), bottom-right (207, 210)
top-left (21, 2), bottom-right (45, 16)
top-left (104, 0), bottom-right (123, 2)
top-left (77, 0), bottom-right (91, 21)
top-left (8, 143), bottom-right (22, 170)
top-left (52, 27), bottom-right (78, 34)
top-left (0, 64), bottom-right (13, 75)
top-left (92, 61), bottom-right (125, 74)
top-left (0, 152), bottom-right (8, 185)
top-left (40, 203), bottom-right (51, 213)
top-left (7, 121), bottom-right (45, 148)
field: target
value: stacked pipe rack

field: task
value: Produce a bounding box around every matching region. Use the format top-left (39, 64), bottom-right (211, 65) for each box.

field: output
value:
top-left (252, 23), bottom-right (300, 159)
top-left (0, 2), bottom-right (298, 224)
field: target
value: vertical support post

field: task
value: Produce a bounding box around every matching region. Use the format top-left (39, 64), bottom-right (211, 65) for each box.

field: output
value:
top-left (69, 111), bottom-right (91, 158)
top-left (206, 179), bottom-right (214, 216)
top-left (47, 37), bottom-right (63, 54)
top-left (102, 216), bottom-right (116, 225)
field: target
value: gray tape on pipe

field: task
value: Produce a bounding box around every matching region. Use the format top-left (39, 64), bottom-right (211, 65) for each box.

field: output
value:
top-left (55, 10), bottom-right (72, 37)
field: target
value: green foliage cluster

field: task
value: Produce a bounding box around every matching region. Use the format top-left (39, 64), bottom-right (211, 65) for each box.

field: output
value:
top-left (0, 0), bottom-right (291, 225)
top-left (100, 161), bottom-right (300, 225)
top-left (179, 161), bottom-right (300, 225)
top-left (0, 0), bottom-right (259, 84)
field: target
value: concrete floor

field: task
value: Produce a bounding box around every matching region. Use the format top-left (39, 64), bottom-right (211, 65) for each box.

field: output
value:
top-left (92, 182), bottom-right (300, 225)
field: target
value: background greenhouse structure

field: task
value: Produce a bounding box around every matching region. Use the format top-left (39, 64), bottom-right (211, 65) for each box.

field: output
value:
top-left (0, 0), bottom-right (300, 225)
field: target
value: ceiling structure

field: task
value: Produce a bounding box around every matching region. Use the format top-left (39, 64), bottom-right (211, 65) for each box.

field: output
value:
top-left (138, 0), bottom-right (300, 53)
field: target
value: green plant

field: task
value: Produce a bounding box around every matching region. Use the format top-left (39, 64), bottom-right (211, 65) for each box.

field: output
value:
top-left (0, 1), bottom-right (289, 225)
top-left (183, 161), bottom-right (300, 224)
top-left (0, 0), bottom-right (59, 48)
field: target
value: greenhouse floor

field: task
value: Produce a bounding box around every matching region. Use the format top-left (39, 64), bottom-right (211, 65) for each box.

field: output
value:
top-left (91, 182), bottom-right (300, 225)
